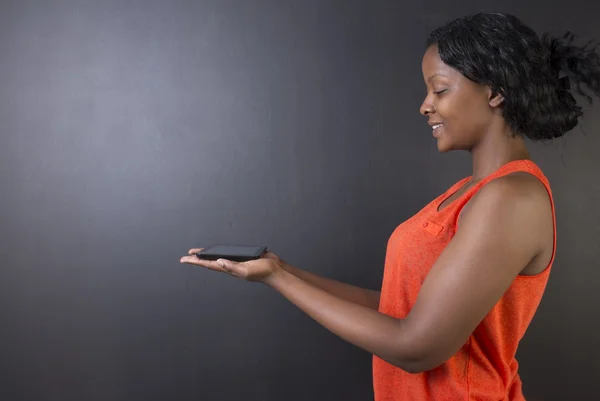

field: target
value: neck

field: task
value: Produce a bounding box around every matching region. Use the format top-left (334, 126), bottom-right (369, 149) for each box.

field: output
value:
top-left (469, 126), bottom-right (531, 182)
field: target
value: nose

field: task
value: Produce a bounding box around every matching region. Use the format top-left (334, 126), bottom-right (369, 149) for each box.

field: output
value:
top-left (420, 96), bottom-right (435, 116)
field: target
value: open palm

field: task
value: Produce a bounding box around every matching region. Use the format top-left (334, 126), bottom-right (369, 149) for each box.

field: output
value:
top-left (180, 248), bottom-right (284, 283)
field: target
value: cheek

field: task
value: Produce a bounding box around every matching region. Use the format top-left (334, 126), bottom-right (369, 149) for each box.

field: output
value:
top-left (451, 97), bottom-right (488, 130)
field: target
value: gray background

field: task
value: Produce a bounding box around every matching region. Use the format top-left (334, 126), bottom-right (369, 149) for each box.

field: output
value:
top-left (1, 1), bottom-right (599, 400)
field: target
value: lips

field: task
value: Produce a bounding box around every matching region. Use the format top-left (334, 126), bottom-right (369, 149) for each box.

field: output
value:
top-left (429, 122), bottom-right (444, 137)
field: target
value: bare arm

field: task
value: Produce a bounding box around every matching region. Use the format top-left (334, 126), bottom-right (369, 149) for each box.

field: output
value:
top-left (182, 249), bottom-right (381, 309)
top-left (281, 263), bottom-right (381, 310)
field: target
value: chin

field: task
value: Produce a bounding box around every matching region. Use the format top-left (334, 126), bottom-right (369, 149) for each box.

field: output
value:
top-left (435, 134), bottom-right (467, 153)
top-left (435, 137), bottom-right (453, 153)
top-left (436, 144), bottom-right (450, 152)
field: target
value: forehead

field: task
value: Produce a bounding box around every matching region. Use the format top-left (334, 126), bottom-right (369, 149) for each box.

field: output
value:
top-left (422, 45), bottom-right (457, 80)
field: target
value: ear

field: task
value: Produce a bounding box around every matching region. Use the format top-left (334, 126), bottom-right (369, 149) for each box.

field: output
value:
top-left (488, 87), bottom-right (505, 108)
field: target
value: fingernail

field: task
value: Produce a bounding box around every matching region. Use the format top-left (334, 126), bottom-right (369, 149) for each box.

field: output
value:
top-left (217, 260), bottom-right (225, 267)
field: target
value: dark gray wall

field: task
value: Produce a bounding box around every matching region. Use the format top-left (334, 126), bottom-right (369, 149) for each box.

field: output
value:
top-left (1, 1), bottom-right (599, 400)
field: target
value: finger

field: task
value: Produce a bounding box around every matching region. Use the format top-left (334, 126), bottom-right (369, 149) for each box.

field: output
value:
top-left (188, 248), bottom-right (204, 255)
top-left (180, 255), bottom-right (228, 273)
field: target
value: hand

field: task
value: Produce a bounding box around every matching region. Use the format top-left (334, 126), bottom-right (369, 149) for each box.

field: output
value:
top-left (180, 248), bottom-right (286, 284)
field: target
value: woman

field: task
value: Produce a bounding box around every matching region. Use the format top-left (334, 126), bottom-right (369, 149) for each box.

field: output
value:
top-left (180, 13), bottom-right (600, 400)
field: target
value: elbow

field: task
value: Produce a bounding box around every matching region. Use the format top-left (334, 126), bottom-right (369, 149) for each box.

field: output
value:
top-left (387, 327), bottom-right (447, 374)
top-left (401, 358), bottom-right (442, 374)
top-left (386, 353), bottom-right (436, 374)
top-left (389, 354), bottom-right (444, 374)
top-left (398, 360), bottom-right (426, 374)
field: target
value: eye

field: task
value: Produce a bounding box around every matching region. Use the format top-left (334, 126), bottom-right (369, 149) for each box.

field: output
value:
top-left (433, 89), bottom-right (447, 95)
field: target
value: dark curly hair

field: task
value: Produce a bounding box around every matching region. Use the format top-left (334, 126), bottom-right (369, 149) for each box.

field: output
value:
top-left (426, 13), bottom-right (600, 141)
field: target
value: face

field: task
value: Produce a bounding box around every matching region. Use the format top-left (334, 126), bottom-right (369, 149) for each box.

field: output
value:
top-left (420, 45), bottom-right (501, 152)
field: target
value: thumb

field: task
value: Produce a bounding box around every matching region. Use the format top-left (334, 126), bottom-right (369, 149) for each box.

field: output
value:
top-left (217, 259), bottom-right (242, 275)
top-left (216, 258), bottom-right (230, 268)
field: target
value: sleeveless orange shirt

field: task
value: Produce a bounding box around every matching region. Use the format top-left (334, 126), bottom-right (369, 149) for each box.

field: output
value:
top-left (373, 160), bottom-right (556, 401)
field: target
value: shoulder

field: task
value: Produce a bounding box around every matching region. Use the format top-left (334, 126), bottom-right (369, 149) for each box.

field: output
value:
top-left (458, 172), bottom-right (552, 249)
top-left (471, 172), bottom-right (550, 213)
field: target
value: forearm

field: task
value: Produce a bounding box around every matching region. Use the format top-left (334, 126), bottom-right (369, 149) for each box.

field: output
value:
top-left (265, 269), bottom-right (420, 372)
top-left (282, 263), bottom-right (381, 310)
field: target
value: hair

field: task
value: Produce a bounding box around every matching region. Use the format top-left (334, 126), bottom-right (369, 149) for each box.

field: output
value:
top-left (426, 13), bottom-right (600, 141)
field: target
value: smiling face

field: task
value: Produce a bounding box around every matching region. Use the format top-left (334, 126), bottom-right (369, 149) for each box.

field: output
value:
top-left (420, 45), bottom-right (503, 152)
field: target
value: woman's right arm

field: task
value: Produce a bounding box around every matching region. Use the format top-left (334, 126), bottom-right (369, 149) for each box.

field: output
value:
top-left (281, 263), bottom-right (381, 310)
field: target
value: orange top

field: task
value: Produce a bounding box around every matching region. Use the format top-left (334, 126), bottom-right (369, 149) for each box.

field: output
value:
top-left (373, 160), bottom-right (556, 401)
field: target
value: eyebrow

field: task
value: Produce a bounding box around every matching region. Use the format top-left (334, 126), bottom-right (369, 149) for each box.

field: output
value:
top-left (427, 73), bottom-right (448, 82)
